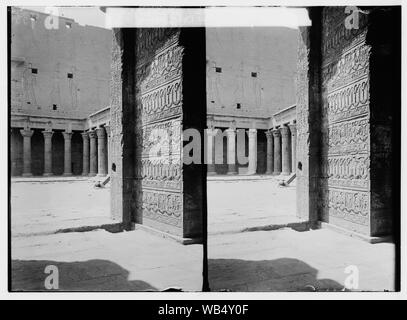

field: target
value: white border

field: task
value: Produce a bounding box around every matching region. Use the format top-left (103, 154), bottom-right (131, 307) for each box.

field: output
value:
top-left (1, 0), bottom-right (405, 300)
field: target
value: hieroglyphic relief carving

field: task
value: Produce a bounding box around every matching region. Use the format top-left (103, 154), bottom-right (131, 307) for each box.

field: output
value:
top-left (137, 78), bottom-right (182, 124)
top-left (136, 119), bottom-right (181, 158)
top-left (138, 44), bottom-right (183, 92)
top-left (323, 76), bottom-right (369, 122)
top-left (322, 7), bottom-right (368, 62)
top-left (136, 29), bottom-right (179, 65)
top-left (322, 43), bottom-right (370, 92)
top-left (320, 7), bottom-right (371, 231)
top-left (135, 189), bottom-right (182, 227)
top-left (321, 154), bottom-right (370, 189)
top-left (137, 160), bottom-right (182, 190)
top-left (321, 189), bottom-right (370, 226)
top-left (135, 29), bottom-right (184, 230)
top-left (322, 117), bottom-right (370, 154)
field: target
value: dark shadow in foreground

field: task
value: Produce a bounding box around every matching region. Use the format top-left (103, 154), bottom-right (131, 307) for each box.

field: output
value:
top-left (11, 259), bottom-right (157, 291)
top-left (209, 258), bottom-right (345, 292)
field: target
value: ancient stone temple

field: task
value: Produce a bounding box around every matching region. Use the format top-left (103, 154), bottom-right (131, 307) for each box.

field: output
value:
top-left (109, 28), bottom-right (206, 242)
top-left (296, 7), bottom-right (400, 239)
top-left (108, 6), bottom-right (400, 242)
top-left (10, 8), bottom-right (113, 177)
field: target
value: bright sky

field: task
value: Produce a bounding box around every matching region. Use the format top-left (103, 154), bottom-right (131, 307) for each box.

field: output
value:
top-left (20, 6), bottom-right (107, 28)
top-left (19, 6), bottom-right (310, 29)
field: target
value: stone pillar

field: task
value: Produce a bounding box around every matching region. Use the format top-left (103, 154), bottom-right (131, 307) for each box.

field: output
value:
top-left (280, 125), bottom-right (291, 175)
top-left (42, 130), bottom-right (53, 176)
top-left (206, 128), bottom-right (216, 175)
top-left (272, 129), bottom-right (282, 175)
top-left (247, 129), bottom-right (257, 175)
top-left (89, 130), bottom-right (97, 176)
top-left (105, 125), bottom-right (111, 175)
top-left (81, 132), bottom-right (90, 176)
top-left (265, 130), bottom-right (274, 174)
top-left (96, 127), bottom-right (107, 176)
top-left (20, 129), bottom-right (34, 177)
top-left (62, 131), bottom-right (72, 176)
top-left (225, 127), bottom-right (237, 174)
top-left (289, 123), bottom-right (297, 174)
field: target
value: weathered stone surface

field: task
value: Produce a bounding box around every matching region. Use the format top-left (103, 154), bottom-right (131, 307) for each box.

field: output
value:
top-left (111, 28), bottom-right (205, 240)
top-left (297, 7), bottom-right (399, 237)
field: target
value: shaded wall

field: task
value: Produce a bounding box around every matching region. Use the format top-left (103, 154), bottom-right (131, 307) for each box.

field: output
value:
top-left (110, 28), bottom-right (206, 240)
top-left (297, 7), bottom-right (400, 237)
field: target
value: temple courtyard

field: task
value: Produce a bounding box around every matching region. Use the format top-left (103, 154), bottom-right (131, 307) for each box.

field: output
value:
top-left (10, 178), bottom-right (395, 291)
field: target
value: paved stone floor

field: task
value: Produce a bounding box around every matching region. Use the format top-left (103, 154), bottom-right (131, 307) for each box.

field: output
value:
top-left (208, 178), bottom-right (300, 234)
top-left (208, 229), bottom-right (395, 292)
top-left (10, 178), bottom-right (395, 292)
top-left (11, 229), bottom-right (203, 291)
top-left (11, 177), bottom-right (298, 237)
top-left (11, 179), bottom-right (113, 237)
top-left (11, 227), bottom-right (394, 292)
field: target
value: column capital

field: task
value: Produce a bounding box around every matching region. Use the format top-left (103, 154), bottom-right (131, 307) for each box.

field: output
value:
top-left (272, 128), bottom-right (281, 137)
top-left (81, 131), bottom-right (89, 139)
top-left (20, 129), bottom-right (34, 137)
top-left (88, 130), bottom-right (97, 139)
top-left (288, 123), bottom-right (297, 135)
top-left (96, 127), bottom-right (106, 138)
top-left (280, 125), bottom-right (290, 137)
top-left (225, 127), bottom-right (236, 135)
top-left (104, 125), bottom-right (111, 138)
top-left (265, 130), bottom-right (273, 139)
top-left (206, 127), bottom-right (218, 137)
top-left (248, 128), bottom-right (257, 135)
top-left (42, 130), bottom-right (53, 139)
top-left (62, 131), bottom-right (73, 140)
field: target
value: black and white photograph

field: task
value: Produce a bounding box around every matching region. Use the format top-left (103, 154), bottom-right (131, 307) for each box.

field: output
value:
top-left (2, 0), bottom-right (406, 304)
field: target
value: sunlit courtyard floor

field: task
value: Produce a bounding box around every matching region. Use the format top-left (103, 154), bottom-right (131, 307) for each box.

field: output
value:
top-left (207, 177), bottom-right (302, 234)
top-left (10, 178), bottom-right (395, 292)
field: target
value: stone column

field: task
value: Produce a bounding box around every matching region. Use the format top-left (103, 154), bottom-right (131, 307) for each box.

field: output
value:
top-left (289, 123), bottom-right (297, 174)
top-left (225, 127), bottom-right (237, 174)
top-left (81, 132), bottom-right (90, 176)
top-left (62, 131), bottom-right (72, 176)
top-left (96, 127), bottom-right (107, 176)
top-left (265, 130), bottom-right (274, 174)
top-left (206, 128), bottom-right (216, 175)
top-left (42, 130), bottom-right (53, 176)
top-left (89, 130), bottom-right (97, 176)
top-left (105, 125), bottom-right (111, 175)
top-left (20, 129), bottom-right (34, 177)
top-left (280, 125), bottom-right (291, 175)
top-left (272, 129), bottom-right (282, 175)
top-left (247, 129), bottom-right (257, 175)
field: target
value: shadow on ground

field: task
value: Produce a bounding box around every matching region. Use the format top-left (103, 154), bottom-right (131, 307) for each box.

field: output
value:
top-left (208, 258), bottom-right (345, 292)
top-left (11, 259), bottom-right (157, 291)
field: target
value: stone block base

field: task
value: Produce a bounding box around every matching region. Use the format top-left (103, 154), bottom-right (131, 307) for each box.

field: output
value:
top-left (317, 221), bottom-right (393, 244)
top-left (133, 223), bottom-right (202, 245)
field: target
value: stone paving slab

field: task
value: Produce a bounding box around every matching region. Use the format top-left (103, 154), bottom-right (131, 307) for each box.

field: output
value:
top-left (208, 179), bottom-right (299, 234)
top-left (11, 176), bottom-right (96, 183)
top-left (11, 227), bottom-right (394, 292)
top-left (11, 180), bottom-right (113, 237)
top-left (11, 229), bottom-right (203, 291)
top-left (208, 228), bottom-right (395, 292)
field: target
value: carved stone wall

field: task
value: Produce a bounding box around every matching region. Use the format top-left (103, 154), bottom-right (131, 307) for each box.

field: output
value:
top-left (111, 28), bottom-right (205, 240)
top-left (319, 7), bottom-right (372, 235)
top-left (295, 8), bottom-right (322, 224)
top-left (297, 7), bottom-right (398, 237)
top-left (133, 29), bottom-right (184, 236)
top-left (110, 29), bottom-right (134, 229)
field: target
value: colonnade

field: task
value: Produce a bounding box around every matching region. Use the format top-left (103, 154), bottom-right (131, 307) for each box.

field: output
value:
top-left (12, 125), bottom-right (111, 177)
top-left (206, 123), bottom-right (297, 175)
